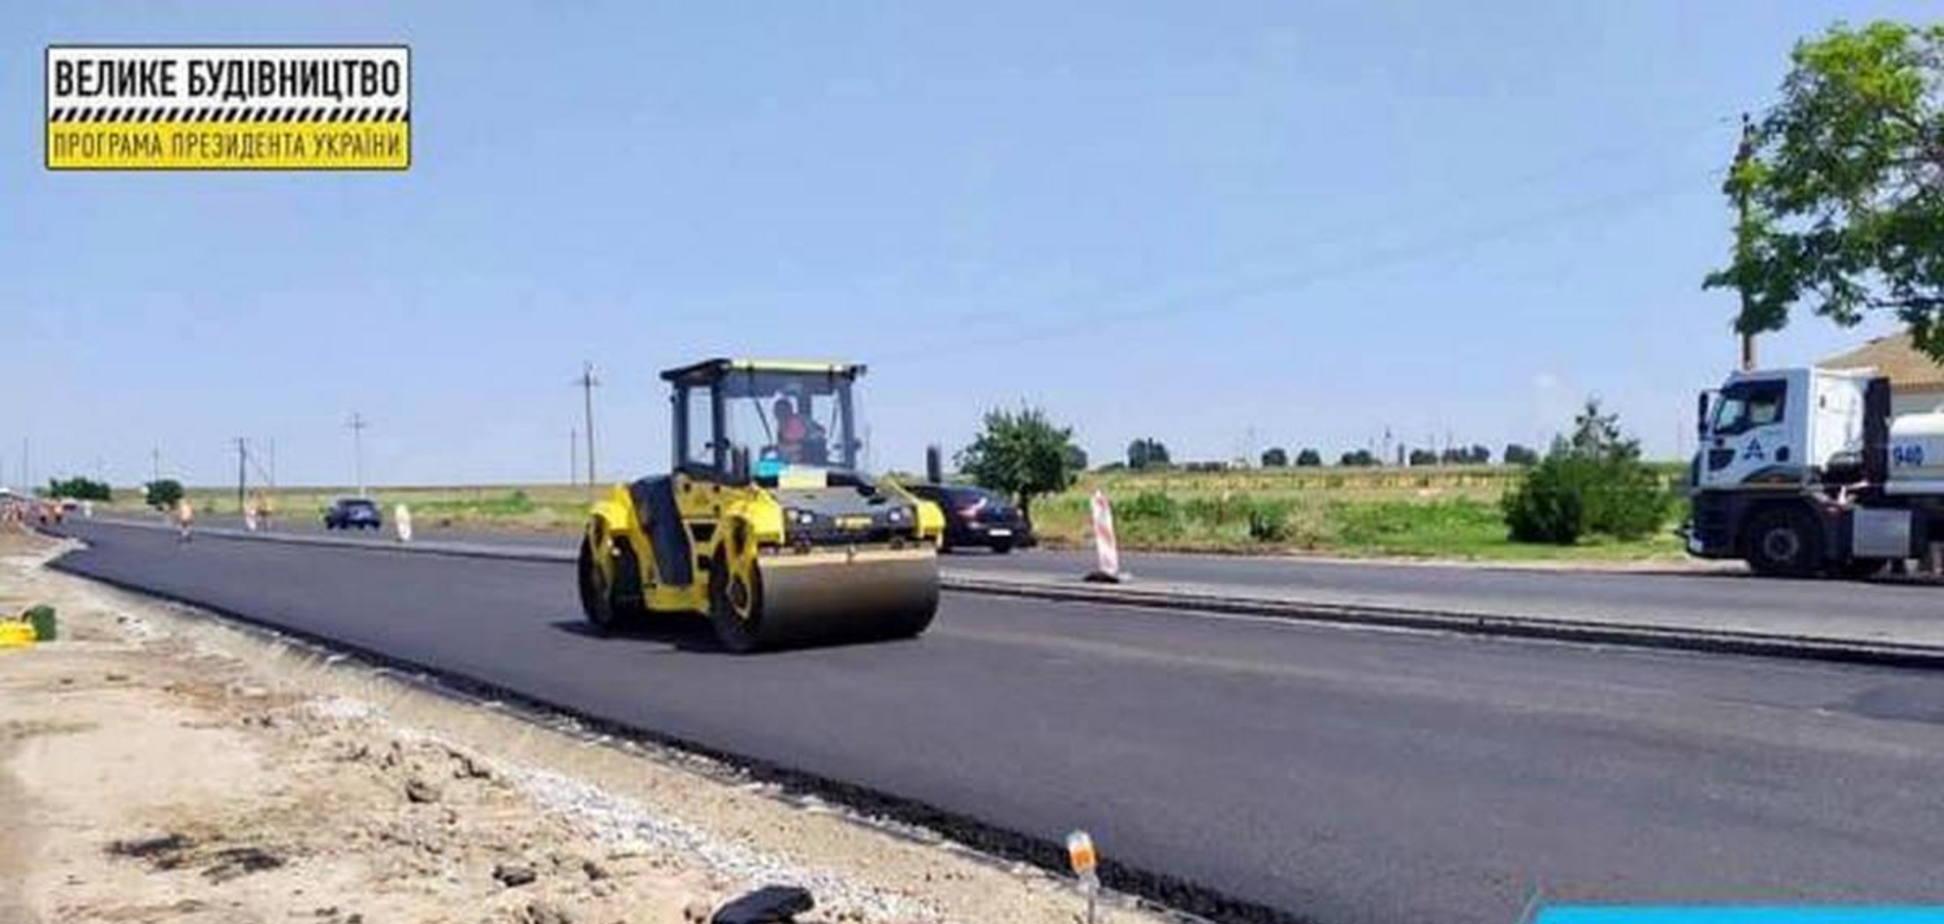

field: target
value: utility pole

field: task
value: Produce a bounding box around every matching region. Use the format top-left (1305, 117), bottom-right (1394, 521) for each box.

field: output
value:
top-left (570, 428), bottom-right (579, 488)
top-left (21, 438), bottom-right (29, 494)
top-left (575, 362), bottom-right (600, 496)
top-left (1734, 112), bottom-right (1758, 372)
top-left (234, 438), bottom-right (249, 512)
top-left (151, 445), bottom-right (161, 484)
top-left (347, 412), bottom-right (370, 497)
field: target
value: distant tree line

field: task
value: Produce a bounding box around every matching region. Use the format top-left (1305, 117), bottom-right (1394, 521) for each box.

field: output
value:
top-left (981, 431), bottom-right (1549, 477)
top-left (45, 476), bottom-right (111, 501)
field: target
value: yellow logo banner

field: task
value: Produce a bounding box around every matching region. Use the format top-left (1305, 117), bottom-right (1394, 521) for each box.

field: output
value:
top-left (46, 46), bottom-right (411, 171)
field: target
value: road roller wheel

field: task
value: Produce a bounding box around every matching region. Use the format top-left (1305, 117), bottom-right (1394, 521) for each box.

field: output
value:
top-left (708, 550), bottom-right (766, 653)
top-left (579, 535), bottom-right (644, 632)
top-left (877, 597), bottom-right (936, 640)
top-left (708, 547), bottom-right (941, 652)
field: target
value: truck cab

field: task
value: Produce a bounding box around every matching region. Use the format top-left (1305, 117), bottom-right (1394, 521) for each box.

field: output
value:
top-left (1686, 365), bottom-right (1944, 577)
top-left (1693, 367), bottom-right (1869, 493)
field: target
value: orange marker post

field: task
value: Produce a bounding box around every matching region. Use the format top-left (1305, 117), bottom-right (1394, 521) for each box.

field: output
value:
top-left (1067, 830), bottom-right (1099, 923)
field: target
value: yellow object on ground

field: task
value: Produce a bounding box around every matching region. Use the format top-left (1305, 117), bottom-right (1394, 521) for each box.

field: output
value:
top-left (0, 621), bottom-right (37, 648)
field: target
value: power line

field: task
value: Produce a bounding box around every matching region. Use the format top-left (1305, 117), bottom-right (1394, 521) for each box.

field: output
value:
top-left (907, 106), bottom-right (1764, 342)
top-left (889, 169), bottom-right (1710, 360)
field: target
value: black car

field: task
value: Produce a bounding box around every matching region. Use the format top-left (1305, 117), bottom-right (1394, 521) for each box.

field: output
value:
top-left (907, 484), bottom-right (1032, 552)
top-left (324, 496), bottom-right (383, 530)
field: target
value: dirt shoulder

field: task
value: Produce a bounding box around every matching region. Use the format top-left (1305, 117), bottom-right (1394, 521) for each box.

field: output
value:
top-left (0, 528), bottom-right (1160, 924)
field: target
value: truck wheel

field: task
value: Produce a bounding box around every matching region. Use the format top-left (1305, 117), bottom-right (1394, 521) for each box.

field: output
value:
top-left (1744, 507), bottom-right (1823, 577)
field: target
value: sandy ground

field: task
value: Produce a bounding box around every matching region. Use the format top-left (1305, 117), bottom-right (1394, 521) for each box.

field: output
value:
top-left (0, 527), bottom-right (1166, 924)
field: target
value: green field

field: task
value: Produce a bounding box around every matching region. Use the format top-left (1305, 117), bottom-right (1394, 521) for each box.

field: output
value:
top-left (1027, 466), bottom-right (1687, 561)
top-left (111, 463), bottom-right (1688, 563)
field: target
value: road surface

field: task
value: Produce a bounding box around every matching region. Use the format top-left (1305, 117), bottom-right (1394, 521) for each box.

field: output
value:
top-left (119, 511), bottom-right (1944, 634)
top-left (47, 520), bottom-right (1944, 924)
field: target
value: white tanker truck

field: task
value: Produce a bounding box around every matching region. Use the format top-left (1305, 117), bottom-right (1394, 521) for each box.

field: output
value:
top-left (1686, 365), bottom-right (1944, 577)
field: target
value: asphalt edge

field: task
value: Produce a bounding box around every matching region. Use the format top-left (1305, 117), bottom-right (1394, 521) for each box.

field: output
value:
top-left (41, 537), bottom-right (1299, 924)
top-left (939, 577), bottom-right (1944, 672)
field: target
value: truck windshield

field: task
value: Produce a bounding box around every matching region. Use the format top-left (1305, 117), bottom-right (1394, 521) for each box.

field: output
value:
top-left (1711, 380), bottom-right (1786, 436)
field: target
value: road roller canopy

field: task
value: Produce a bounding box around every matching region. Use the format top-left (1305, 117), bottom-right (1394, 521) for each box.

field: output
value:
top-left (663, 358), bottom-right (869, 480)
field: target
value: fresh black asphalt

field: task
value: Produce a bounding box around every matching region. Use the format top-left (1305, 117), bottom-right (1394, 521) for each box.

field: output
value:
top-left (45, 520), bottom-right (1944, 924)
top-left (159, 513), bottom-right (1944, 633)
top-left (944, 548), bottom-right (1944, 625)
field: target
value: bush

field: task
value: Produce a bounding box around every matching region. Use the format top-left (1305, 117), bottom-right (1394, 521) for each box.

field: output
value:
top-left (46, 476), bottom-right (111, 501)
top-left (1501, 459), bottom-right (1588, 543)
top-left (1246, 501), bottom-right (1292, 542)
top-left (1295, 448), bottom-right (1323, 467)
top-left (1260, 447), bottom-right (1289, 468)
top-left (1501, 456), bottom-right (1669, 544)
top-left (144, 479), bottom-right (184, 510)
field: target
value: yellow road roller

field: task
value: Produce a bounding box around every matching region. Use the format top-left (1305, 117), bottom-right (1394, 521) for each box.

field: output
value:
top-left (578, 359), bottom-right (946, 651)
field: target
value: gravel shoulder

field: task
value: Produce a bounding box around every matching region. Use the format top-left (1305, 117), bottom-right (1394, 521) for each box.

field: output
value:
top-left (0, 527), bottom-right (1159, 924)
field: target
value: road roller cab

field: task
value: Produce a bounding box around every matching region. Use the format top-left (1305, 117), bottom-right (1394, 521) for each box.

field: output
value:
top-left (579, 358), bottom-right (946, 651)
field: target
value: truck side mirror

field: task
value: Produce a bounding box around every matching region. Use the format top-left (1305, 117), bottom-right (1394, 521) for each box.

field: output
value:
top-left (1695, 390), bottom-right (1711, 439)
top-left (730, 446), bottom-right (752, 485)
top-left (925, 445), bottom-right (943, 484)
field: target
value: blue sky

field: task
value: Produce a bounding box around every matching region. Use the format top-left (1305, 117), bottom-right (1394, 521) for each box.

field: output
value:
top-left (4, 1), bottom-right (1936, 488)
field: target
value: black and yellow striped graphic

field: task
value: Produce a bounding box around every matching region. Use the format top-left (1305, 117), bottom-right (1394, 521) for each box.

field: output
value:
top-left (49, 105), bottom-right (410, 123)
top-left (47, 110), bottom-right (411, 170)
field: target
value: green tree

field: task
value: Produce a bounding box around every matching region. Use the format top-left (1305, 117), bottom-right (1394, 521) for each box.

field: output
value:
top-left (1065, 443), bottom-right (1090, 473)
top-left (1338, 448), bottom-right (1377, 467)
top-left (1565, 399), bottom-right (1638, 462)
top-left (46, 476), bottom-right (112, 501)
top-left (956, 406), bottom-right (1081, 518)
top-left (1295, 448), bottom-right (1323, 467)
top-left (1127, 438), bottom-right (1171, 470)
top-left (144, 479), bottom-right (185, 510)
top-left (1260, 447), bottom-right (1289, 468)
top-left (1706, 21), bottom-right (1944, 355)
top-left (1503, 443), bottom-right (1540, 466)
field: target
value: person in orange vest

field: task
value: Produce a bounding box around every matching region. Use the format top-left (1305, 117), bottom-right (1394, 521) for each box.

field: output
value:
top-left (176, 497), bottom-right (195, 543)
top-left (774, 396), bottom-right (809, 463)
